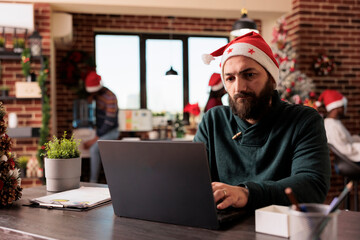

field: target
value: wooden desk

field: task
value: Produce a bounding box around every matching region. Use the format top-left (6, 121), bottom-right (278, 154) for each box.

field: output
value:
top-left (0, 183), bottom-right (359, 240)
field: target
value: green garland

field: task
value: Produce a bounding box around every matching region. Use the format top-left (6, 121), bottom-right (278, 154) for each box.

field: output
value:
top-left (21, 48), bottom-right (31, 77)
top-left (36, 57), bottom-right (50, 168)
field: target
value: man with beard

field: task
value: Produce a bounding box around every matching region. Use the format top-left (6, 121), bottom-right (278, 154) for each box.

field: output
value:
top-left (195, 32), bottom-right (330, 210)
top-left (318, 89), bottom-right (360, 165)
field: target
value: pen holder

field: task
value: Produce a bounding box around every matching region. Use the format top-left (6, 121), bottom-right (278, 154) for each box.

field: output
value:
top-left (289, 203), bottom-right (339, 240)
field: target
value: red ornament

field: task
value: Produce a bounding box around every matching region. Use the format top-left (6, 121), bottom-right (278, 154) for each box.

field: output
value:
top-left (184, 103), bottom-right (200, 116)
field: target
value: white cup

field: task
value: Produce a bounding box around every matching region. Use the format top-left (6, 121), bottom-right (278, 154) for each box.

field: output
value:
top-left (8, 113), bottom-right (18, 128)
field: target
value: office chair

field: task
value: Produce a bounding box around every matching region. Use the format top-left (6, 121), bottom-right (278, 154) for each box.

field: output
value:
top-left (328, 143), bottom-right (360, 211)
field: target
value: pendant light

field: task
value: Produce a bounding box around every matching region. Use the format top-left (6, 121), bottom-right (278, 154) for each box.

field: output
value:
top-left (165, 16), bottom-right (178, 77)
top-left (230, 8), bottom-right (259, 38)
top-left (166, 66), bottom-right (178, 75)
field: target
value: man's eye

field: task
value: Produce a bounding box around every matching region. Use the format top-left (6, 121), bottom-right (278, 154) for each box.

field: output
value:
top-left (226, 76), bottom-right (235, 81)
top-left (244, 72), bottom-right (256, 78)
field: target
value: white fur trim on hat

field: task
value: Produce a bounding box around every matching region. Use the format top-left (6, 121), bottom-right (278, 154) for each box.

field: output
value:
top-left (211, 81), bottom-right (224, 91)
top-left (220, 42), bottom-right (279, 85)
top-left (86, 80), bottom-right (103, 93)
top-left (326, 97), bottom-right (347, 112)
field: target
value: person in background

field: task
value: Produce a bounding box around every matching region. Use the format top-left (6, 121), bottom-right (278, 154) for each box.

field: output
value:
top-left (317, 89), bottom-right (360, 165)
top-left (204, 73), bottom-right (227, 113)
top-left (83, 71), bottom-right (119, 182)
top-left (195, 32), bottom-right (330, 211)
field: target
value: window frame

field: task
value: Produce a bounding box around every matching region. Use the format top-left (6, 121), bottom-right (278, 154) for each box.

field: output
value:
top-left (94, 32), bottom-right (229, 119)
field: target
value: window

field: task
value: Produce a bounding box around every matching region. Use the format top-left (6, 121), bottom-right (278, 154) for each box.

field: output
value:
top-left (95, 35), bottom-right (140, 109)
top-left (146, 39), bottom-right (183, 114)
top-left (188, 37), bottom-right (229, 108)
top-left (95, 33), bottom-right (228, 119)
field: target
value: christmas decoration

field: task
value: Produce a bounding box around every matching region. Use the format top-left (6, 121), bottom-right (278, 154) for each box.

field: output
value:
top-left (313, 54), bottom-right (335, 76)
top-left (303, 91), bottom-right (318, 111)
top-left (21, 48), bottom-right (31, 78)
top-left (36, 57), bottom-right (50, 169)
top-left (184, 103), bottom-right (200, 116)
top-left (184, 103), bottom-right (200, 128)
top-left (272, 17), bottom-right (315, 104)
top-left (0, 102), bottom-right (23, 207)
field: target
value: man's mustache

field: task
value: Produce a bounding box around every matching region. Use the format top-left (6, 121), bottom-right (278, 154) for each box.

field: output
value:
top-left (233, 91), bottom-right (256, 100)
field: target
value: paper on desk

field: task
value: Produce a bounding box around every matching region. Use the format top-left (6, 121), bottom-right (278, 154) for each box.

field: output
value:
top-left (30, 187), bottom-right (111, 209)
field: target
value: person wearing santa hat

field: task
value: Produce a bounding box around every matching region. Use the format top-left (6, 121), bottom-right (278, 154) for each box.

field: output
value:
top-left (318, 89), bottom-right (360, 165)
top-left (204, 73), bottom-right (227, 113)
top-left (194, 32), bottom-right (330, 211)
top-left (83, 71), bottom-right (119, 183)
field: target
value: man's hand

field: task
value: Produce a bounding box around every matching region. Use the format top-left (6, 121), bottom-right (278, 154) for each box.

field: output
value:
top-left (212, 182), bottom-right (249, 210)
top-left (83, 136), bottom-right (99, 150)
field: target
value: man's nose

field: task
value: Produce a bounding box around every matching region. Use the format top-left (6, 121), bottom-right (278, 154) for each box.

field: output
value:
top-left (234, 77), bottom-right (247, 92)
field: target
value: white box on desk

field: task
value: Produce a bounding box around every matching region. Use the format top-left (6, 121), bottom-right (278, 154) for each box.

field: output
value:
top-left (255, 205), bottom-right (290, 238)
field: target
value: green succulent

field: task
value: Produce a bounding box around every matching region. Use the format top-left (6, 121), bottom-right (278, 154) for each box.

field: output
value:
top-left (17, 156), bottom-right (29, 169)
top-left (42, 131), bottom-right (81, 159)
top-left (0, 37), bottom-right (5, 47)
top-left (0, 85), bottom-right (10, 91)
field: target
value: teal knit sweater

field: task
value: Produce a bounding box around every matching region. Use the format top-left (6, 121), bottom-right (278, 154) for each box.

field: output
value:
top-left (194, 91), bottom-right (330, 210)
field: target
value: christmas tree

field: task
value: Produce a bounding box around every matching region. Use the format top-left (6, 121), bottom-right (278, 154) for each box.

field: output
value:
top-left (272, 17), bottom-right (316, 106)
top-left (0, 102), bottom-right (22, 207)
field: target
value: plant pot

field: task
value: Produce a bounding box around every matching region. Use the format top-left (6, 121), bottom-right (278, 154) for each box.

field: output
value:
top-left (1, 89), bottom-right (8, 97)
top-left (13, 47), bottom-right (23, 53)
top-left (44, 157), bottom-right (81, 192)
top-left (20, 168), bottom-right (26, 178)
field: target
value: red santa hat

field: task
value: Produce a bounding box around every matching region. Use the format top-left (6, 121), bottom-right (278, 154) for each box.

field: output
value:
top-left (208, 73), bottom-right (223, 91)
top-left (202, 32), bottom-right (279, 87)
top-left (316, 90), bottom-right (347, 112)
top-left (85, 71), bottom-right (103, 93)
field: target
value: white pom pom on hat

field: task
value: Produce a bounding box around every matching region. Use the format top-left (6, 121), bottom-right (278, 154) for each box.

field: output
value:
top-left (202, 54), bottom-right (215, 65)
top-left (201, 31), bottom-right (279, 86)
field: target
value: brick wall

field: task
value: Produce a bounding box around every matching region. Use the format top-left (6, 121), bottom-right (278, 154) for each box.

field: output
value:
top-left (286, 0), bottom-right (360, 209)
top-left (0, 3), bottom-right (51, 159)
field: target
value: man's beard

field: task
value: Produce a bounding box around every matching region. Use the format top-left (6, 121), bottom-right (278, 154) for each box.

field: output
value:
top-left (229, 79), bottom-right (274, 121)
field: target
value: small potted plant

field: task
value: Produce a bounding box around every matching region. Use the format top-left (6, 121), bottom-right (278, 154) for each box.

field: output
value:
top-left (17, 156), bottom-right (29, 178)
top-left (13, 38), bottom-right (25, 53)
top-left (42, 131), bottom-right (82, 192)
top-left (0, 37), bottom-right (5, 51)
top-left (0, 85), bottom-right (10, 97)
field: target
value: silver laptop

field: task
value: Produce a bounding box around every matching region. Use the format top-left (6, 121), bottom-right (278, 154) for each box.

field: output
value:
top-left (98, 140), bottom-right (247, 229)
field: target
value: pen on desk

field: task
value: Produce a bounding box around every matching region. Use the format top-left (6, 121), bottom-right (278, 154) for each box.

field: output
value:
top-left (327, 181), bottom-right (353, 214)
top-left (311, 181), bottom-right (353, 240)
top-left (38, 202), bottom-right (64, 208)
top-left (285, 187), bottom-right (306, 212)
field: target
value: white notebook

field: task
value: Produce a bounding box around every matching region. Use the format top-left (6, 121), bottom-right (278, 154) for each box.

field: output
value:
top-left (29, 187), bottom-right (111, 209)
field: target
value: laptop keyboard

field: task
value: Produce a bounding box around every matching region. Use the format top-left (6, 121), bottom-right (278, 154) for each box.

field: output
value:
top-left (216, 207), bottom-right (246, 223)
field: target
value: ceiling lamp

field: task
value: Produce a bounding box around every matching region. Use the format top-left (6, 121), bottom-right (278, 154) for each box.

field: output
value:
top-left (230, 8), bottom-right (259, 37)
top-left (166, 66), bottom-right (178, 76)
top-left (165, 16), bottom-right (178, 77)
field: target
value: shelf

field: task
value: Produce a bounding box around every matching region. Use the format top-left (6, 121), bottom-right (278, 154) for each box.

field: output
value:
top-left (7, 127), bottom-right (40, 138)
top-left (0, 51), bottom-right (42, 60)
top-left (0, 51), bottom-right (21, 59)
top-left (0, 96), bottom-right (41, 101)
